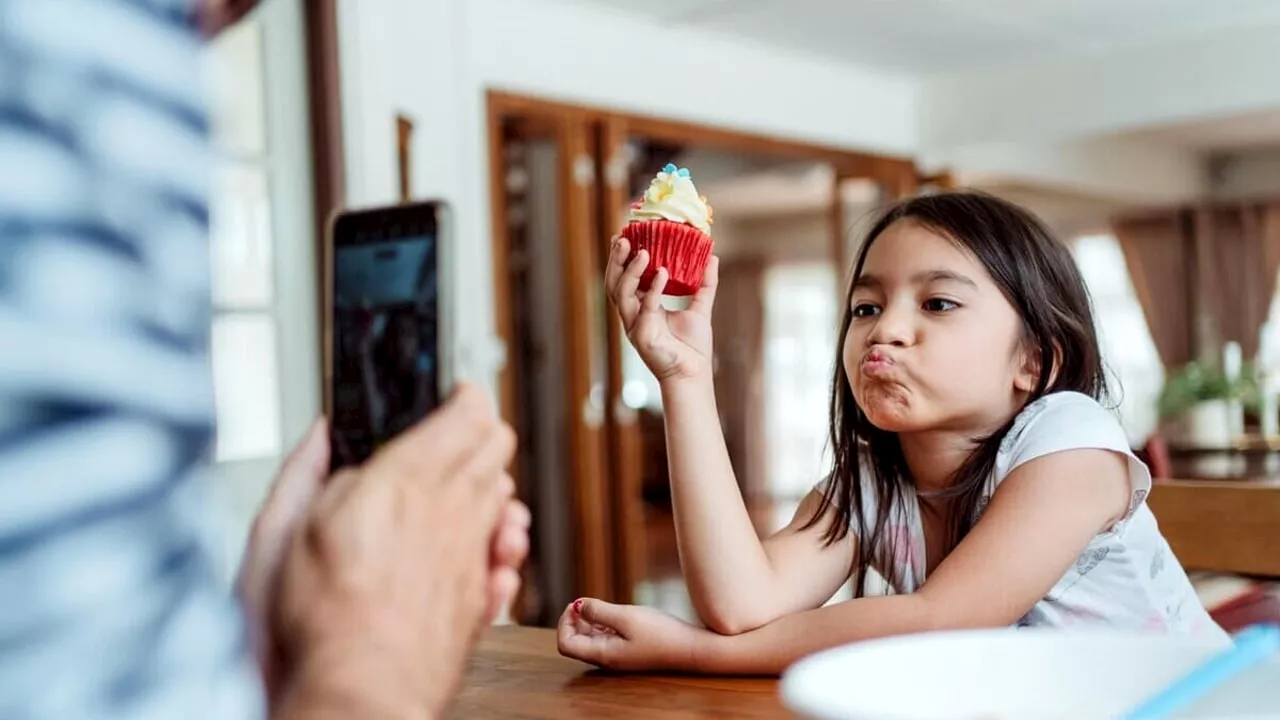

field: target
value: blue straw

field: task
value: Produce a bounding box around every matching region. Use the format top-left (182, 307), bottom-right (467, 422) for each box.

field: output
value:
top-left (1121, 623), bottom-right (1280, 720)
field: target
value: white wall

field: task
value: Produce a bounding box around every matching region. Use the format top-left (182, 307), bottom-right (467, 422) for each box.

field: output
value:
top-left (916, 22), bottom-right (1280, 207)
top-left (336, 0), bottom-right (918, 397)
top-left (930, 137), bottom-right (1206, 206)
top-left (458, 0), bottom-right (916, 155)
top-left (921, 23), bottom-right (1280, 149)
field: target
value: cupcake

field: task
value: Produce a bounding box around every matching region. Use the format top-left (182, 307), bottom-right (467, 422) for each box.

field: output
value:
top-left (621, 163), bottom-right (714, 296)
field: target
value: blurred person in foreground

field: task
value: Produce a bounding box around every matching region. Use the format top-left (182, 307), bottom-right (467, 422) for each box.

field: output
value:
top-left (0, 1), bottom-right (528, 718)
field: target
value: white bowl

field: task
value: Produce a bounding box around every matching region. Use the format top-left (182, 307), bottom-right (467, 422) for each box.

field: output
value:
top-left (780, 628), bottom-right (1280, 720)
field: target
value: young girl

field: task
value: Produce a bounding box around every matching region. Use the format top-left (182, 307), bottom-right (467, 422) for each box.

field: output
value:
top-left (557, 191), bottom-right (1230, 675)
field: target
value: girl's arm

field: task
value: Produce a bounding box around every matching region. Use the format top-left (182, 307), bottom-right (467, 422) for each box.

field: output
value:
top-left (693, 448), bottom-right (1132, 674)
top-left (560, 447), bottom-right (1131, 674)
top-left (605, 236), bottom-right (853, 634)
top-left (661, 372), bottom-right (856, 635)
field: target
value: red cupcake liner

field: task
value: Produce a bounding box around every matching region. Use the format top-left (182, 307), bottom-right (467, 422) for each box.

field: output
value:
top-left (620, 220), bottom-right (713, 296)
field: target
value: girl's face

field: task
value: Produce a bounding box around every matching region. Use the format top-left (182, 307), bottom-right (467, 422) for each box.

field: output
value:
top-left (843, 219), bottom-right (1038, 435)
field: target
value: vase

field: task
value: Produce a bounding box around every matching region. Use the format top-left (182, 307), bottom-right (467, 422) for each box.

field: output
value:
top-left (1175, 399), bottom-right (1234, 448)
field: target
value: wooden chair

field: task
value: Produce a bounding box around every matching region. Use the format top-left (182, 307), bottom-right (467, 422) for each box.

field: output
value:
top-left (1148, 479), bottom-right (1280, 631)
top-left (1149, 479), bottom-right (1280, 578)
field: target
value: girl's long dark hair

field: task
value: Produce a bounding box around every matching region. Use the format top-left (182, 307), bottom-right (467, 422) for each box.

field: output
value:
top-left (806, 191), bottom-right (1108, 596)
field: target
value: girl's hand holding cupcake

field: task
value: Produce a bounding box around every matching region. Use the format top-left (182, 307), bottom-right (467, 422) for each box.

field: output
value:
top-left (608, 163), bottom-right (719, 383)
top-left (605, 234), bottom-right (720, 383)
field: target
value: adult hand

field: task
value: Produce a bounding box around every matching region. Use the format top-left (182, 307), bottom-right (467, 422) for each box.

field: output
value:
top-left (272, 384), bottom-right (520, 719)
top-left (239, 417), bottom-right (529, 705)
top-left (487, 497), bottom-right (530, 623)
top-left (237, 418), bottom-right (329, 703)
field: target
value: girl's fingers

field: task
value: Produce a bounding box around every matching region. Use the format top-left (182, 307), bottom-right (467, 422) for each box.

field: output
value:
top-left (615, 249), bottom-right (649, 328)
top-left (642, 268), bottom-right (668, 314)
top-left (603, 236), bottom-right (629, 298)
top-left (688, 255), bottom-right (720, 318)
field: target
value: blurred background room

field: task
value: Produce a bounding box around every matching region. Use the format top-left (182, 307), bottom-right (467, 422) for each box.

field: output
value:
top-left (203, 0), bottom-right (1280, 630)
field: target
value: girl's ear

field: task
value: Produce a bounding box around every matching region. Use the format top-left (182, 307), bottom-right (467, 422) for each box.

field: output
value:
top-left (1014, 341), bottom-right (1060, 393)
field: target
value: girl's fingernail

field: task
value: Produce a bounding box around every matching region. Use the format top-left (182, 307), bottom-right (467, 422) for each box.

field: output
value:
top-left (572, 599), bottom-right (584, 615)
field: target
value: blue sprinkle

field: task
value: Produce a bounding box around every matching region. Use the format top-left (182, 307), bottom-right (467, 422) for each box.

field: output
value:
top-left (678, 167), bottom-right (691, 178)
top-left (663, 163), bottom-right (678, 173)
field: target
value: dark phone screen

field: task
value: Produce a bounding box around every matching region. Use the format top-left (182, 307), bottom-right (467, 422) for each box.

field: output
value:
top-left (330, 212), bottom-right (438, 469)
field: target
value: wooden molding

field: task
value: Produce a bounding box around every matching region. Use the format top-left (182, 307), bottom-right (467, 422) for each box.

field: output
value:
top-left (487, 90), bottom-right (916, 181)
top-left (396, 114), bottom-right (414, 203)
top-left (304, 0), bottom-right (344, 410)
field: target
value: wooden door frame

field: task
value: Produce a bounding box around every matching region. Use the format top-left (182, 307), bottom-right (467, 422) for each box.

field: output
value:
top-left (304, 0), bottom-right (344, 400)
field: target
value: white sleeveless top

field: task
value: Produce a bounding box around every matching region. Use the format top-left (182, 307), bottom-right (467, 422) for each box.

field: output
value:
top-left (852, 391), bottom-right (1230, 644)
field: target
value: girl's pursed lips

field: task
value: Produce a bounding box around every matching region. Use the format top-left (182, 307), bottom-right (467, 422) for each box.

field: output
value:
top-left (863, 348), bottom-right (895, 365)
top-left (861, 349), bottom-right (899, 377)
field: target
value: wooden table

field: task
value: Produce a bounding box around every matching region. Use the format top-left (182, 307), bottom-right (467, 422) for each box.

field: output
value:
top-left (451, 627), bottom-right (793, 719)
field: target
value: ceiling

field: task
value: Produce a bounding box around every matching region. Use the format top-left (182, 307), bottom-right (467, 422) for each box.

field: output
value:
top-left (568, 0), bottom-right (1280, 75)
top-left (1115, 110), bottom-right (1280, 152)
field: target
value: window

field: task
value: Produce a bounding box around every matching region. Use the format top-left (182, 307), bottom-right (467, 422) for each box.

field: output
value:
top-left (763, 262), bottom-right (838, 522)
top-left (1258, 288), bottom-right (1280, 373)
top-left (206, 17), bottom-right (282, 463)
top-left (201, 0), bottom-right (318, 583)
top-left (1072, 234), bottom-right (1164, 443)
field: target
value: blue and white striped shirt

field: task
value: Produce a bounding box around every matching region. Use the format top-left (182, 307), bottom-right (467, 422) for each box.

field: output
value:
top-left (1, 0), bottom-right (264, 716)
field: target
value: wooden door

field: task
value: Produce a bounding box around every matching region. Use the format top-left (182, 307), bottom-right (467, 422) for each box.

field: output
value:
top-left (598, 118), bottom-right (646, 603)
top-left (558, 115), bottom-right (614, 602)
top-left (488, 100), bottom-right (615, 618)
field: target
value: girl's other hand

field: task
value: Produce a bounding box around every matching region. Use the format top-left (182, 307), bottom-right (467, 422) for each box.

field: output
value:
top-left (556, 598), bottom-right (706, 673)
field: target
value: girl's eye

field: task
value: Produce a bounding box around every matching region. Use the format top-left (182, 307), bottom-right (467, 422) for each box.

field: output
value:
top-left (923, 298), bottom-right (959, 313)
top-left (852, 303), bottom-right (881, 318)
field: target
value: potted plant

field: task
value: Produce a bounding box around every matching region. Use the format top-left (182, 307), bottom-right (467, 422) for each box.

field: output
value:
top-left (1157, 360), bottom-right (1257, 447)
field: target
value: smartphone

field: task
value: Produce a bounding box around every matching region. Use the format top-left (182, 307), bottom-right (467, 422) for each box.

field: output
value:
top-left (324, 200), bottom-right (452, 470)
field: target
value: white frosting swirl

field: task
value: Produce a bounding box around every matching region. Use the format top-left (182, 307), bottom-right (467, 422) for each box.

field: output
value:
top-left (627, 164), bottom-right (713, 235)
